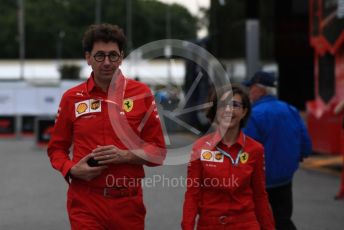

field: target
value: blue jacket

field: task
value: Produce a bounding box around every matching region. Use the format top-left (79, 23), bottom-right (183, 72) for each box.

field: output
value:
top-left (244, 95), bottom-right (312, 188)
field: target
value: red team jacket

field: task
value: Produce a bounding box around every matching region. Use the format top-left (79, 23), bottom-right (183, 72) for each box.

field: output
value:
top-left (47, 72), bottom-right (166, 188)
top-left (182, 131), bottom-right (275, 230)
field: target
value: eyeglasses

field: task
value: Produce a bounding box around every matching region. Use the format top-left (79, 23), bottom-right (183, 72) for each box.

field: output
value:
top-left (93, 51), bottom-right (121, 62)
top-left (218, 100), bottom-right (243, 110)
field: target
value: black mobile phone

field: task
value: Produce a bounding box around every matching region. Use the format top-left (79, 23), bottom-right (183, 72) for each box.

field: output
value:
top-left (87, 157), bottom-right (99, 167)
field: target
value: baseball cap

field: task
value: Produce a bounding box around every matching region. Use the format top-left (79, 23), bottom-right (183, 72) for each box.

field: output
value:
top-left (243, 71), bottom-right (276, 87)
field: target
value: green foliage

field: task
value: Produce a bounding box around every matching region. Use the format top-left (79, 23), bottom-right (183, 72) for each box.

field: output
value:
top-left (0, 0), bottom-right (18, 58)
top-left (0, 0), bottom-right (197, 59)
top-left (58, 64), bottom-right (81, 79)
top-left (209, 0), bottom-right (246, 59)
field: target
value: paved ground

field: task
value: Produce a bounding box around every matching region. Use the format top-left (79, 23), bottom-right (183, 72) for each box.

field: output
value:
top-left (0, 135), bottom-right (343, 230)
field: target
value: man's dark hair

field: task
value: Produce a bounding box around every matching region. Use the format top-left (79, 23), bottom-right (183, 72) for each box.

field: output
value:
top-left (82, 23), bottom-right (126, 53)
top-left (206, 84), bottom-right (251, 129)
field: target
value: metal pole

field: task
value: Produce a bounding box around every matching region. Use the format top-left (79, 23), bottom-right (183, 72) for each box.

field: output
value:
top-left (17, 0), bottom-right (25, 80)
top-left (57, 30), bottom-right (65, 69)
top-left (95, 0), bottom-right (102, 24)
top-left (245, 19), bottom-right (260, 80)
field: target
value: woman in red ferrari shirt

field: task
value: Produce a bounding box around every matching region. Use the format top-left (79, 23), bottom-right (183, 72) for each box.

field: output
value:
top-left (182, 84), bottom-right (275, 230)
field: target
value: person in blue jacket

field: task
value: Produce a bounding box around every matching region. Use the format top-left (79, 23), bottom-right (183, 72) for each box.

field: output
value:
top-left (243, 71), bottom-right (312, 230)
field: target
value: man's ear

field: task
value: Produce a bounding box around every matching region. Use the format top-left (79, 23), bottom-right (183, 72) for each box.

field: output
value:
top-left (85, 52), bottom-right (91, 65)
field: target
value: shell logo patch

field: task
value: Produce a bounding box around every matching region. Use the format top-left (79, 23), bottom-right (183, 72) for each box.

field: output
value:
top-left (123, 98), bottom-right (134, 112)
top-left (201, 150), bottom-right (224, 163)
top-left (75, 99), bottom-right (102, 117)
top-left (202, 151), bottom-right (213, 160)
top-left (76, 103), bottom-right (88, 114)
top-left (240, 152), bottom-right (249, 164)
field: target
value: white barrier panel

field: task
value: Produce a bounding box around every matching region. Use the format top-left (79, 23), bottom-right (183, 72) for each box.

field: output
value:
top-left (0, 89), bottom-right (15, 115)
top-left (60, 80), bottom-right (83, 94)
top-left (15, 88), bottom-right (39, 115)
top-left (37, 88), bottom-right (62, 115)
top-left (0, 81), bottom-right (84, 116)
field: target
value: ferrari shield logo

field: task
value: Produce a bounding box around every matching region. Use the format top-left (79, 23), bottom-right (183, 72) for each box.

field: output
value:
top-left (240, 152), bottom-right (249, 164)
top-left (123, 99), bottom-right (134, 112)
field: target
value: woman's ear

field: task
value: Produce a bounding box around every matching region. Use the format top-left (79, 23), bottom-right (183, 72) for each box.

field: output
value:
top-left (241, 107), bottom-right (248, 120)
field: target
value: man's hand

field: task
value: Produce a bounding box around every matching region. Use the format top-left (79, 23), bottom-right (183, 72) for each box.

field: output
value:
top-left (69, 154), bottom-right (107, 181)
top-left (92, 145), bottom-right (146, 165)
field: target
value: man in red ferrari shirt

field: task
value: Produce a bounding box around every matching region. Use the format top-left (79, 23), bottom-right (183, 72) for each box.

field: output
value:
top-left (48, 24), bottom-right (166, 230)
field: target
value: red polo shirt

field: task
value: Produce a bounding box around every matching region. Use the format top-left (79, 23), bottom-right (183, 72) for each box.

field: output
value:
top-left (182, 131), bottom-right (274, 230)
top-left (47, 71), bottom-right (166, 187)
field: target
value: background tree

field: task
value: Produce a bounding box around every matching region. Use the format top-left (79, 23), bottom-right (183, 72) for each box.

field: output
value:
top-left (0, 0), bottom-right (197, 59)
top-left (0, 0), bottom-right (18, 58)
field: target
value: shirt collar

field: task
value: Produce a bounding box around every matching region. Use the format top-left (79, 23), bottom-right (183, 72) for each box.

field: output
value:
top-left (86, 72), bottom-right (97, 93)
top-left (253, 95), bottom-right (276, 106)
top-left (86, 70), bottom-right (126, 94)
top-left (236, 131), bottom-right (245, 148)
top-left (206, 129), bottom-right (245, 149)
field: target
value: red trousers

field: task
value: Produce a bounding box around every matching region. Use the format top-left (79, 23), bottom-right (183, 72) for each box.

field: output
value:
top-left (67, 182), bottom-right (146, 230)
